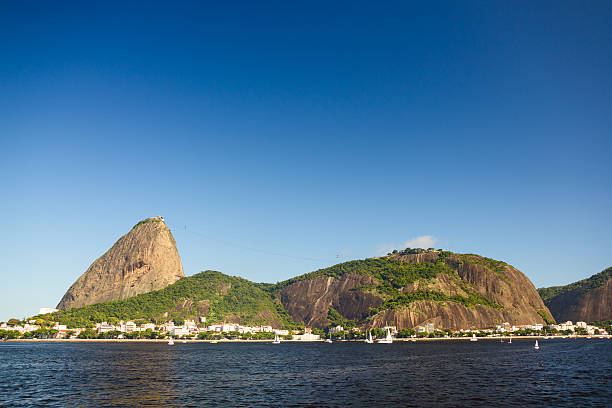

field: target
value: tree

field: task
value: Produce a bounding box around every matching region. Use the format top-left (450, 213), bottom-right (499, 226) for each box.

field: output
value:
top-left (0, 330), bottom-right (20, 339)
top-left (78, 329), bottom-right (98, 339)
top-left (7, 318), bottom-right (20, 326)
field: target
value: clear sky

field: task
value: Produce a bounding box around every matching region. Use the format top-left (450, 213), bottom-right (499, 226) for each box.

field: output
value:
top-left (1, 1), bottom-right (611, 321)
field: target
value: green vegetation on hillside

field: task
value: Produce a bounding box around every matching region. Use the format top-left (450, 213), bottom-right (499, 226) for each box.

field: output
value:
top-left (270, 257), bottom-right (456, 296)
top-left (368, 290), bottom-right (503, 315)
top-left (327, 307), bottom-right (356, 329)
top-left (49, 270), bottom-right (298, 329)
top-left (538, 267), bottom-right (612, 302)
top-left (457, 254), bottom-right (509, 275)
top-left (131, 217), bottom-right (163, 230)
top-left (267, 249), bottom-right (505, 321)
top-left (537, 309), bottom-right (555, 325)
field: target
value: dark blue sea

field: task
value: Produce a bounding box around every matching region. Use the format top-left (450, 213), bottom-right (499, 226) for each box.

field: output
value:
top-left (1, 339), bottom-right (610, 407)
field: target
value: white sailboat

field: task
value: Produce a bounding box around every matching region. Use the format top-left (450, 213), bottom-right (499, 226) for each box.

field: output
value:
top-left (272, 334), bottom-right (281, 344)
top-left (325, 338), bottom-right (333, 343)
top-left (168, 337), bottom-right (174, 345)
top-left (508, 337), bottom-right (512, 344)
top-left (534, 340), bottom-right (539, 350)
top-left (365, 330), bottom-right (374, 344)
top-left (470, 334), bottom-right (478, 342)
top-left (377, 328), bottom-right (393, 344)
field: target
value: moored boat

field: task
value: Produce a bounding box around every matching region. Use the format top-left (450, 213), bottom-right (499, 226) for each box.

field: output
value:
top-left (377, 328), bottom-right (393, 344)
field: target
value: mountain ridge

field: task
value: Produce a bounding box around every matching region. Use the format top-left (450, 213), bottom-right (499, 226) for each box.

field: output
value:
top-left (538, 267), bottom-right (612, 323)
top-left (50, 246), bottom-right (554, 330)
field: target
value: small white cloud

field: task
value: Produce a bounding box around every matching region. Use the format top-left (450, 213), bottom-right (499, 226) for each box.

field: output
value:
top-left (403, 235), bottom-right (437, 249)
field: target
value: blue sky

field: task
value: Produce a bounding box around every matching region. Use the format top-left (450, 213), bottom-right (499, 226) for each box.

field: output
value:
top-left (1, 1), bottom-right (610, 321)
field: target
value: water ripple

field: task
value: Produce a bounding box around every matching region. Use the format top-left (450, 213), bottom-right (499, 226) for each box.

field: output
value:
top-left (0, 339), bottom-right (610, 407)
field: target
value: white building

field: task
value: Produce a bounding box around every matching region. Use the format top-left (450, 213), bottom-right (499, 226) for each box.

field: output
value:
top-left (124, 321), bottom-right (137, 333)
top-left (292, 327), bottom-right (321, 341)
top-left (97, 322), bottom-right (116, 333)
top-left (23, 324), bottom-right (40, 332)
top-left (141, 323), bottom-right (156, 331)
top-left (329, 325), bottom-right (344, 334)
top-left (558, 321), bottom-right (575, 331)
top-left (159, 322), bottom-right (175, 332)
top-left (171, 327), bottom-right (190, 336)
top-left (184, 320), bottom-right (198, 329)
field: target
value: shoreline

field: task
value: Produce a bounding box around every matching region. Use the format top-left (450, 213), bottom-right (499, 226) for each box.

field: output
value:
top-left (4, 335), bottom-right (609, 343)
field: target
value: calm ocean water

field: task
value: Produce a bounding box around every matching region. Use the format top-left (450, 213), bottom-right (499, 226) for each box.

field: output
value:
top-left (1, 339), bottom-right (610, 407)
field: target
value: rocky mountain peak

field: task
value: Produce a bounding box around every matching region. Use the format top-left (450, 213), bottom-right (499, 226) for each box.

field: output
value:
top-left (57, 217), bottom-right (184, 310)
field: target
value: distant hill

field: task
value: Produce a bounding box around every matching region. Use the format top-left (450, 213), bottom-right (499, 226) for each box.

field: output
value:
top-left (538, 267), bottom-right (612, 323)
top-left (269, 249), bottom-right (554, 330)
top-left (52, 270), bottom-right (296, 329)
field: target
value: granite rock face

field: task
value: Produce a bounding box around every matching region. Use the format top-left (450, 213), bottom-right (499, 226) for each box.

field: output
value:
top-left (539, 267), bottom-right (612, 323)
top-left (280, 252), bottom-right (554, 330)
top-left (57, 217), bottom-right (184, 310)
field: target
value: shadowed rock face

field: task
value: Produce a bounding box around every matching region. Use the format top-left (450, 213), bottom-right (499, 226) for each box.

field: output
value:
top-left (57, 217), bottom-right (184, 310)
top-left (280, 274), bottom-right (382, 327)
top-left (280, 252), bottom-right (553, 330)
top-left (539, 267), bottom-right (612, 323)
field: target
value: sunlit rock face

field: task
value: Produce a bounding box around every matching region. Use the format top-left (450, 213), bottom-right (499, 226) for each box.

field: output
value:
top-left (280, 252), bottom-right (554, 330)
top-left (57, 217), bottom-right (184, 310)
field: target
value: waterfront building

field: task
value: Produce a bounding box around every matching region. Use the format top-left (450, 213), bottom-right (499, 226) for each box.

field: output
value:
top-left (23, 324), bottom-right (40, 332)
top-left (171, 326), bottom-right (190, 336)
top-left (221, 323), bottom-right (237, 332)
top-left (97, 322), bottom-right (116, 333)
top-left (159, 322), bottom-right (175, 332)
top-left (124, 321), bottom-right (137, 332)
top-left (141, 323), bottom-right (156, 331)
top-left (208, 324), bottom-right (223, 332)
top-left (293, 327), bottom-right (321, 341)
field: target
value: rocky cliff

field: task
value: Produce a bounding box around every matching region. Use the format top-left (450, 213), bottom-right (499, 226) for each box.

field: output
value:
top-left (277, 250), bottom-right (554, 330)
top-left (57, 217), bottom-right (184, 310)
top-left (538, 267), bottom-right (612, 323)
